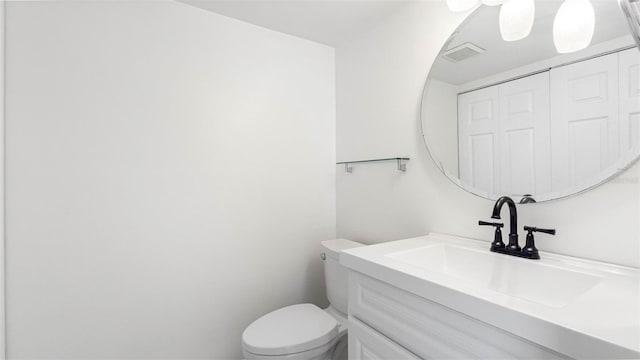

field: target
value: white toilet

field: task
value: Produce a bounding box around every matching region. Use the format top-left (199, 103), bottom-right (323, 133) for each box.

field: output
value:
top-left (242, 239), bottom-right (364, 360)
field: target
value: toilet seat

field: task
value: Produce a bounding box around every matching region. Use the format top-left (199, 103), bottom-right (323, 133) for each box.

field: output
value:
top-left (242, 303), bottom-right (338, 356)
top-left (243, 339), bottom-right (339, 360)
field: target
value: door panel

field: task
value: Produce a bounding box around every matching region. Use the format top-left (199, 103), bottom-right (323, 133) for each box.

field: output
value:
top-left (459, 72), bottom-right (550, 198)
top-left (459, 86), bottom-right (501, 197)
top-left (619, 48), bottom-right (640, 158)
top-left (500, 72), bottom-right (551, 196)
top-left (470, 133), bottom-right (497, 193)
top-left (567, 117), bottom-right (607, 184)
top-left (550, 53), bottom-right (619, 191)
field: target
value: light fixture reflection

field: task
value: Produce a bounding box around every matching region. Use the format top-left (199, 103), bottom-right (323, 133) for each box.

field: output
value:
top-left (482, 0), bottom-right (507, 5)
top-left (446, 0), bottom-right (479, 12)
top-left (499, 0), bottom-right (535, 41)
top-left (553, 0), bottom-right (596, 53)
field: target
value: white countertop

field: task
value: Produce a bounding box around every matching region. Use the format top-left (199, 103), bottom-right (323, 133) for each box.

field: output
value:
top-left (340, 233), bottom-right (640, 359)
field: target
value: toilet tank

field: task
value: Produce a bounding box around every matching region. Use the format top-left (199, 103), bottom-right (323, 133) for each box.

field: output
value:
top-left (321, 239), bottom-right (365, 315)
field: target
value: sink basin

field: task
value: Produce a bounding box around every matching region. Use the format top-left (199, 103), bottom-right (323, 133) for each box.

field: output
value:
top-left (340, 233), bottom-right (640, 358)
top-left (386, 243), bottom-right (602, 308)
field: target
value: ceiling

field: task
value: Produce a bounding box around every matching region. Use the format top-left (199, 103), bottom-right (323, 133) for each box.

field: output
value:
top-left (429, 0), bottom-right (633, 86)
top-left (178, 0), bottom-right (408, 47)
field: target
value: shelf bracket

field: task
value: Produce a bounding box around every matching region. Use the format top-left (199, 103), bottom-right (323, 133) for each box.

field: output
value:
top-left (344, 163), bottom-right (353, 173)
top-left (397, 158), bottom-right (407, 172)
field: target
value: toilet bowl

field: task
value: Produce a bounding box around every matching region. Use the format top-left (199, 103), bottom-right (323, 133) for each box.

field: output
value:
top-left (242, 239), bottom-right (364, 360)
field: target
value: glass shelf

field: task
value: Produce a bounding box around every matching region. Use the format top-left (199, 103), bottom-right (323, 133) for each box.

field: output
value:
top-left (336, 157), bottom-right (410, 173)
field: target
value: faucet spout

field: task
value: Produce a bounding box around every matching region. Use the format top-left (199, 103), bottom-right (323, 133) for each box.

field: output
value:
top-left (491, 196), bottom-right (517, 233)
top-left (491, 196), bottom-right (520, 251)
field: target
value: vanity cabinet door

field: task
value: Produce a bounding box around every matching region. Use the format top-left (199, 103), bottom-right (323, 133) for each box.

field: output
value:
top-left (349, 272), bottom-right (571, 360)
top-left (348, 316), bottom-right (421, 360)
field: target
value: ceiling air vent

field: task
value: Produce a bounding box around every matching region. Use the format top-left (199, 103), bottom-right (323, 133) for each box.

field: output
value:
top-left (443, 42), bottom-right (486, 62)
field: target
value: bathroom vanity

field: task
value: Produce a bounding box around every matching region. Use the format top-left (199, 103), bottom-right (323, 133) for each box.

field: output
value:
top-left (340, 233), bottom-right (640, 359)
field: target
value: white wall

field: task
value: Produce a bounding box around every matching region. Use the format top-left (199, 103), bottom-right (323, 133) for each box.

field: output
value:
top-left (336, 2), bottom-right (640, 268)
top-left (5, 1), bottom-right (335, 359)
top-left (0, 1), bottom-right (5, 358)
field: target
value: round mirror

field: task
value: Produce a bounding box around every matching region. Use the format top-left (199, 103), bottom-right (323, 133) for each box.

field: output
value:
top-left (421, 0), bottom-right (640, 203)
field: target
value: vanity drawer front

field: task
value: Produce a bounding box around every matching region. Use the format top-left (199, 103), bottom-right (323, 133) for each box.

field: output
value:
top-left (349, 271), bottom-right (570, 360)
top-left (349, 316), bottom-right (421, 360)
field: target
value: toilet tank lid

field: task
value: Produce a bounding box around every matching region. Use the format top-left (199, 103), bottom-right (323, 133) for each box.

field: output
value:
top-left (242, 304), bottom-right (337, 356)
top-left (321, 238), bottom-right (365, 259)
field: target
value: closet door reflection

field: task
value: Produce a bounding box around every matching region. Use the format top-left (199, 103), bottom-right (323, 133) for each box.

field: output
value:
top-left (458, 86), bottom-right (501, 197)
top-left (458, 73), bottom-right (550, 198)
top-left (499, 72), bottom-right (550, 197)
top-left (550, 52), bottom-right (619, 192)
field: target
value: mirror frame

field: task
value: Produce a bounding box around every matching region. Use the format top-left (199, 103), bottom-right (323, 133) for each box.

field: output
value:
top-left (620, 0), bottom-right (640, 47)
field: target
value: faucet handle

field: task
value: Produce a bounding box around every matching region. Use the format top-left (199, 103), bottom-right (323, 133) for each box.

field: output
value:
top-left (478, 220), bottom-right (504, 228)
top-left (479, 221), bottom-right (505, 250)
top-left (521, 226), bottom-right (555, 260)
top-left (524, 226), bottom-right (556, 235)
